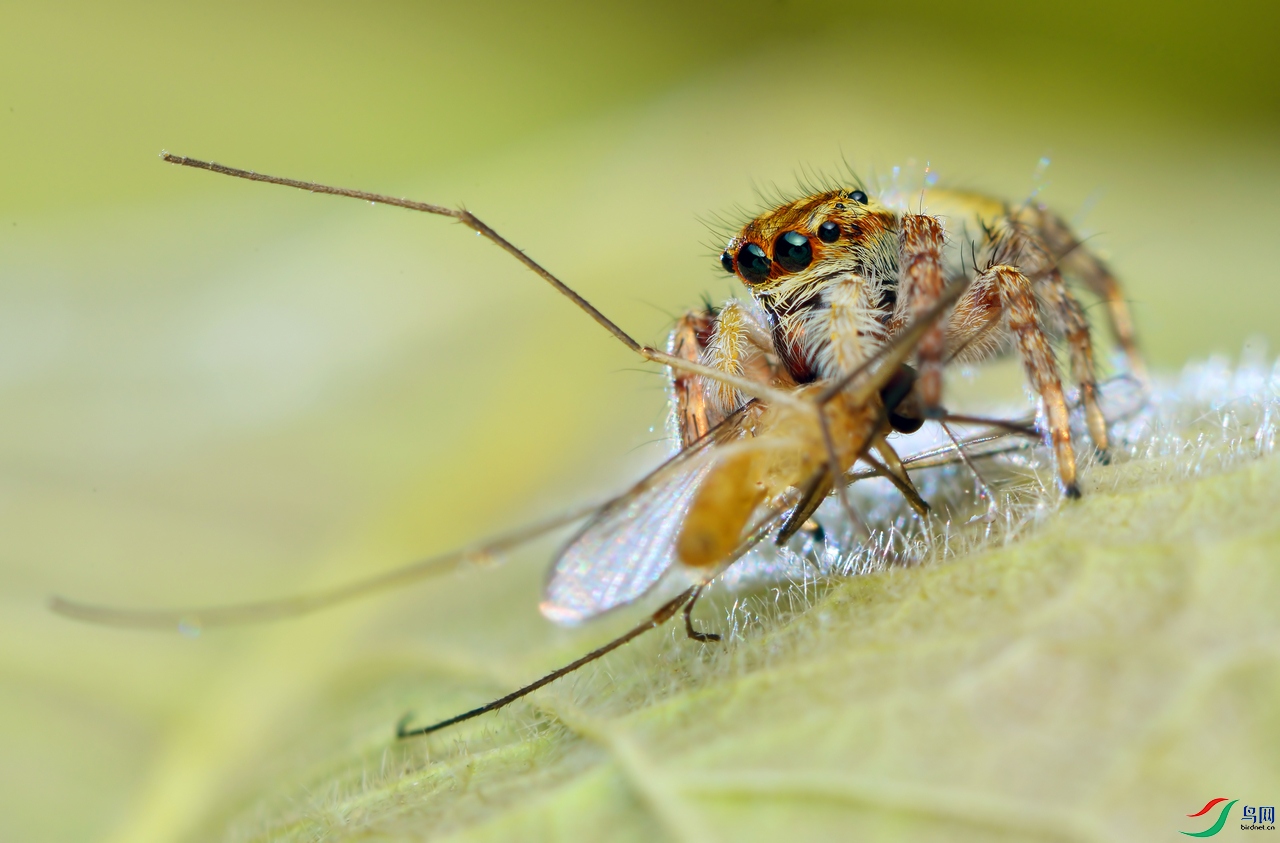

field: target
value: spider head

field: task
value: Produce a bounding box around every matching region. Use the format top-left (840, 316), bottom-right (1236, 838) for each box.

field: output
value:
top-left (719, 188), bottom-right (893, 304)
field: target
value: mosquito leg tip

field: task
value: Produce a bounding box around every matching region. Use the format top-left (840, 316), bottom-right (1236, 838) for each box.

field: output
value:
top-left (394, 712), bottom-right (416, 739)
top-left (1063, 483), bottom-right (1083, 500)
top-left (1095, 447), bottom-right (1112, 466)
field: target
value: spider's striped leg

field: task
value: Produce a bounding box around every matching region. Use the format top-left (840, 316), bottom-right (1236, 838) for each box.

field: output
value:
top-left (668, 307), bottom-right (723, 449)
top-left (963, 265), bottom-right (1081, 498)
top-left (1037, 267), bottom-right (1110, 459)
top-left (1035, 206), bottom-right (1146, 382)
top-left (896, 213), bottom-right (949, 415)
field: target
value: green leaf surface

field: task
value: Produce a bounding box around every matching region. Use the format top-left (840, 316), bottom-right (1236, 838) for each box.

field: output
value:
top-left (188, 370), bottom-right (1280, 843)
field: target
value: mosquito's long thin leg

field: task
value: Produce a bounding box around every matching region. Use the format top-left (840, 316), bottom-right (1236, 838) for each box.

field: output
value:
top-left (817, 406), bottom-right (870, 537)
top-left (49, 503), bottom-right (599, 631)
top-left (164, 155), bottom-right (809, 415)
top-left (862, 451), bottom-right (930, 516)
top-left (844, 442), bottom-right (1030, 482)
top-left (162, 154), bottom-right (642, 353)
top-left (940, 419), bottom-right (997, 516)
top-left (775, 467), bottom-right (835, 545)
top-left (682, 586), bottom-right (720, 642)
top-left (396, 586), bottom-right (698, 739)
top-left (843, 417), bottom-right (1038, 481)
top-left (941, 414), bottom-right (1040, 439)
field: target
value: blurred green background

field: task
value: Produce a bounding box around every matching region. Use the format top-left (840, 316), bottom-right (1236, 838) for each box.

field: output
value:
top-left (2, 1), bottom-right (1278, 840)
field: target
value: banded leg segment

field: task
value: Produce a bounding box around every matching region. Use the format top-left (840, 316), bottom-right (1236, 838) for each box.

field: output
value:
top-left (668, 308), bottom-right (723, 449)
top-left (1034, 206), bottom-right (1146, 381)
top-left (969, 265), bottom-right (1080, 497)
top-left (897, 214), bottom-right (949, 415)
top-left (1037, 267), bottom-right (1110, 457)
top-left (668, 302), bottom-right (780, 449)
top-left (700, 301), bottom-right (779, 417)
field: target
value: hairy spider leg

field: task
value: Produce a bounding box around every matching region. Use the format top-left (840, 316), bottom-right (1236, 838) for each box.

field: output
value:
top-left (896, 214), bottom-right (949, 414)
top-left (1037, 266), bottom-right (1110, 459)
top-left (955, 265), bottom-right (1080, 497)
top-left (1034, 205), bottom-right (1146, 382)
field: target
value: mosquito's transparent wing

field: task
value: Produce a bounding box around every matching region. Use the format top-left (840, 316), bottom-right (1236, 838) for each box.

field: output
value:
top-left (540, 408), bottom-right (753, 626)
top-left (540, 457), bottom-right (712, 626)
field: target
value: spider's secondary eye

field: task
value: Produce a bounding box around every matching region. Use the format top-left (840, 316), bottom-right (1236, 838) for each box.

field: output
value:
top-left (847, 189), bottom-right (868, 204)
top-left (736, 242), bottom-right (771, 284)
top-left (818, 221), bottom-right (840, 243)
top-left (719, 250), bottom-right (735, 274)
top-left (774, 231), bottom-right (812, 272)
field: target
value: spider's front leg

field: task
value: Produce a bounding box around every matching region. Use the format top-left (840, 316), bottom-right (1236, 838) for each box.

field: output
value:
top-left (667, 300), bottom-right (781, 448)
top-left (668, 306), bottom-right (723, 449)
top-left (897, 214), bottom-right (949, 416)
top-left (960, 265), bottom-right (1081, 498)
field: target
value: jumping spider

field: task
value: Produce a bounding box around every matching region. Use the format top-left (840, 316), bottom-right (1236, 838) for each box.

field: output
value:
top-left (676, 185), bottom-right (1143, 500)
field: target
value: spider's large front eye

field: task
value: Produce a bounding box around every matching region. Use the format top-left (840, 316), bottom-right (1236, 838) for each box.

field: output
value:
top-left (736, 243), bottom-right (771, 284)
top-left (774, 230), bottom-right (812, 272)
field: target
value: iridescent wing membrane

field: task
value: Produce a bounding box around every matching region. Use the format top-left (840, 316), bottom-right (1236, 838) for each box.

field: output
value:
top-left (541, 405), bottom-right (780, 625)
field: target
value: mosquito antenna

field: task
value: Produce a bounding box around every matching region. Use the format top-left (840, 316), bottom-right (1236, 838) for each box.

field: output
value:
top-left (161, 154), bottom-right (642, 353)
top-left (396, 585), bottom-right (699, 738)
top-left (50, 503), bottom-right (598, 631)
